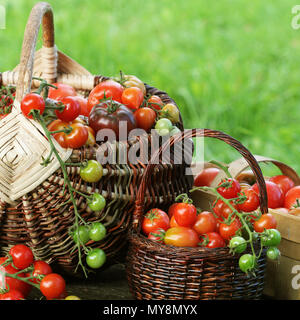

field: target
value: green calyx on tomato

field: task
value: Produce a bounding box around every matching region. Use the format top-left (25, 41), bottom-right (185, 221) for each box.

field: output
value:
top-left (80, 160), bottom-right (103, 183)
top-left (88, 193), bottom-right (106, 211)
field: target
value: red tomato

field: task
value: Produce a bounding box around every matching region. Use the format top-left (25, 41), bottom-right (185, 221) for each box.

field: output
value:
top-left (252, 181), bottom-right (284, 209)
top-left (64, 122), bottom-right (89, 149)
top-left (48, 83), bottom-right (77, 101)
top-left (40, 273), bottom-right (66, 300)
top-left (200, 232), bottom-right (226, 248)
top-left (237, 188), bottom-right (260, 212)
top-left (217, 178), bottom-right (241, 199)
top-left (55, 96), bottom-right (80, 122)
top-left (213, 199), bottom-right (239, 220)
top-left (9, 244), bottom-right (34, 270)
top-left (168, 203), bottom-right (178, 218)
top-left (170, 215), bottom-right (180, 227)
top-left (164, 227), bottom-right (199, 247)
top-left (147, 95), bottom-right (164, 110)
top-left (147, 228), bottom-right (166, 243)
top-left (219, 218), bottom-right (242, 240)
top-left (21, 93), bottom-right (45, 119)
top-left (269, 175), bottom-right (295, 196)
top-left (0, 289), bottom-right (24, 300)
top-left (31, 260), bottom-right (53, 284)
top-left (142, 209), bottom-right (170, 235)
top-left (121, 87), bottom-right (144, 110)
top-left (193, 168), bottom-right (220, 187)
top-left (284, 186), bottom-right (300, 209)
top-left (173, 202), bottom-right (197, 227)
top-left (253, 213), bottom-right (277, 233)
top-left (87, 80), bottom-right (124, 112)
top-left (192, 211), bottom-right (217, 235)
top-left (0, 257), bottom-right (31, 298)
top-left (134, 107), bottom-right (157, 131)
top-left (73, 96), bottom-right (89, 117)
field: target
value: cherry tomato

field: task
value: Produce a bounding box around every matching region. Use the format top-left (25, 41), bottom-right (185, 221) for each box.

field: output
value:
top-left (154, 118), bottom-right (173, 136)
top-left (87, 193), bottom-right (106, 211)
top-left (147, 228), bottom-right (166, 243)
top-left (87, 80), bottom-right (124, 112)
top-left (160, 103), bottom-right (180, 123)
top-left (229, 236), bottom-right (247, 253)
top-left (213, 199), bottom-right (239, 220)
top-left (252, 181), bottom-right (284, 209)
top-left (284, 186), bottom-right (300, 209)
top-left (147, 95), bottom-right (163, 110)
top-left (72, 225), bottom-right (90, 245)
top-left (200, 232), bottom-right (226, 248)
top-left (0, 289), bottom-right (24, 300)
top-left (134, 107), bottom-right (157, 131)
top-left (267, 247), bottom-right (280, 260)
top-left (55, 96), bottom-right (80, 122)
top-left (64, 121), bottom-right (89, 149)
top-left (121, 86), bottom-right (144, 110)
top-left (48, 83), bottom-right (77, 101)
top-left (219, 218), bottom-right (242, 241)
top-left (9, 244), bottom-right (34, 270)
top-left (261, 228), bottom-right (281, 246)
top-left (164, 227), bottom-right (199, 247)
top-left (31, 260), bottom-right (52, 284)
top-left (142, 209), bottom-right (170, 235)
top-left (173, 202), bottom-right (197, 228)
top-left (237, 188), bottom-right (260, 212)
top-left (269, 175), bottom-right (295, 196)
top-left (217, 178), bottom-right (241, 199)
top-left (21, 93), bottom-right (45, 118)
top-left (239, 254), bottom-right (256, 273)
top-left (80, 160), bottom-right (103, 183)
top-left (40, 273), bottom-right (66, 300)
top-left (253, 213), bottom-right (277, 233)
top-left (0, 257), bottom-right (31, 297)
top-left (192, 211), bottom-right (217, 235)
top-left (86, 248), bottom-right (106, 269)
top-left (194, 168), bottom-right (220, 187)
top-left (88, 222), bottom-right (106, 242)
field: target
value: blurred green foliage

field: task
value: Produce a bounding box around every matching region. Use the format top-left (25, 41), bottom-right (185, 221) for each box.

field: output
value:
top-left (0, 0), bottom-right (300, 175)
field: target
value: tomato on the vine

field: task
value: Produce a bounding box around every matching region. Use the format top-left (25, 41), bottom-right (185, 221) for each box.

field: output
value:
top-left (237, 188), bottom-right (260, 212)
top-left (86, 248), bottom-right (106, 269)
top-left (21, 93), bottom-right (45, 119)
top-left (269, 175), bottom-right (295, 196)
top-left (253, 213), bottom-right (277, 233)
top-left (284, 186), bottom-right (300, 209)
top-left (40, 273), bottom-right (66, 300)
top-left (88, 222), bottom-right (106, 242)
top-left (134, 107), bottom-right (157, 131)
top-left (31, 260), bottom-right (52, 284)
top-left (164, 227), bottom-right (199, 247)
top-left (64, 121), bottom-right (89, 149)
top-left (213, 199), bottom-right (239, 220)
top-left (55, 96), bottom-right (80, 122)
top-left (0, 289), bottom-right (24, 300)
top-left (142, 209), bottom-right (170, 235)
top-left (219, 218), bottom-right (242, 241)
top-left (217, 178), bottom-right (241, 199)
top-left (192, 211), bottom-right (217, 235)
top-left (252, 181), bottom-right (284, 209)
top-left (80, 160), bottom-right (103, 183)
top-left (172, 202), bottom-right (197, 228)
top-left (229, 236), bottom-right (247, 253)
top-left (48, 83), bottom-right (77, 101)
top-left (266, 247), bottom-right (280, 260)
top-left (261, 228), bottom-right (281, 247)
top-left (9, 244), bottom-right (34, 270)
top-left (193, 168), bottom-right (220, 187)
top-left (73, 225), bottom-right (90, 245)
top-left (87, 80), bottom-right (124, 112)
top-left (87, 193), bottom-right (106, 211)
top-left (200, 232), bottom-right (226, 248)
top-left (239, 254), bottom-right (256, 273)
top-left (121, 86), bottom-right (144, 110)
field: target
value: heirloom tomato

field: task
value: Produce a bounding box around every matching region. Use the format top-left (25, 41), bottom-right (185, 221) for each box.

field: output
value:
top-left (284, 186), bottom-right (300, 209)
top-left (164, 227), bottom-right (199, 247)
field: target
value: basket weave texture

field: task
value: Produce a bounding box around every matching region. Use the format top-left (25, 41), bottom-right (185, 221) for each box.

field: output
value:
top-left (126, 128), bottom-right (268, 300)
top-left (0, 2), bottom-right (193, 276)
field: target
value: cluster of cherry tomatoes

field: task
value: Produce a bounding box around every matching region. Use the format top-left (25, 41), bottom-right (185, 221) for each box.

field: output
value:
top-left (0, 244), bottom-right (78, 300)
top-left (0, 86), bottom-right (15, 119)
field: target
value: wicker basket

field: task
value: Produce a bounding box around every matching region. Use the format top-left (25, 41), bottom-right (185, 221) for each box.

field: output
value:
top-left (0, 2), bottom-right (193, 276)
top-left (126, 128), bottom-right (269, 300)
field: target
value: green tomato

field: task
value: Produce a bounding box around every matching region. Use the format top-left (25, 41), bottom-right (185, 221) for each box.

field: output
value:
top-left (86, 248), bottom-right (106, 269)
top-left (261, 229), bottom-right (281, 247)
top-left (73, 225), bottom-right (90, 245)
top-left (155, 118), bottom-right (173, 136)
top-left (88, 193), bottom-right (106, 211)
top-left (267, 247), bottom-right (281, 260)
top-left (229, 236), bottom-right (247, 253)
top-left (80, 160), bottom-right (103, 183)
top-left (89, 222), bottom-right (106, 242)
top-left (161, 104), bottom-right (180, 123)
top-left (239, 254), bottom-right (256, 273)
top-left (169, 126), bottom-right (181, 136)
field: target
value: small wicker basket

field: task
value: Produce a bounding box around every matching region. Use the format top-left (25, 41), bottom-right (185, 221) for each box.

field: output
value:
top-left (126, 128), bottom-right (268, 300)
top-left (0, 2), bottom-right (193, 276)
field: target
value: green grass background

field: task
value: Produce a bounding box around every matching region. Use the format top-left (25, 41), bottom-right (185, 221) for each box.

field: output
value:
top-left (0, 0), bottom-right (299, 175)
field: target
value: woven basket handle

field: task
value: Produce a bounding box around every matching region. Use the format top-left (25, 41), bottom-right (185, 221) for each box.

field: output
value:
top-left (132, 128), bottom-right (268, 232)
top-left (15, 2), bottom-right (56, 104)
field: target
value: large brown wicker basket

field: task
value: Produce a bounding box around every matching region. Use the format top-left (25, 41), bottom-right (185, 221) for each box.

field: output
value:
top-left (126, 128), bottom-right (269, 300)
top-left (0, 2), bottom-right (193, 276)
